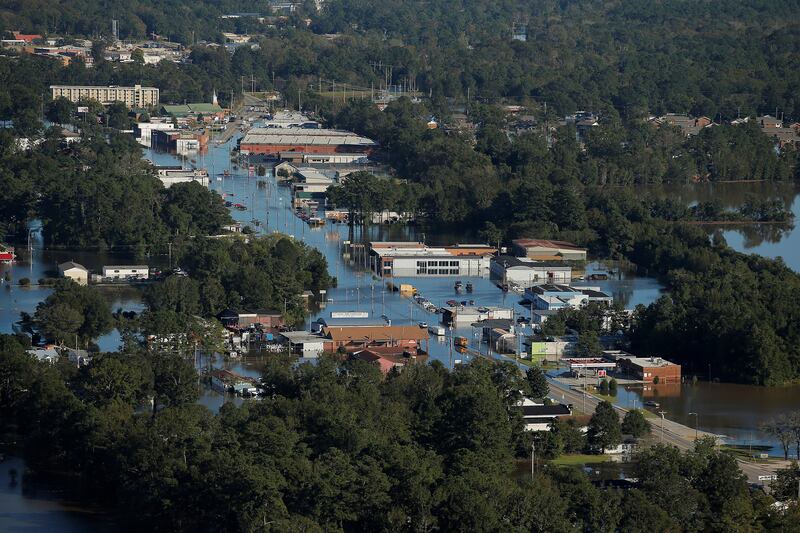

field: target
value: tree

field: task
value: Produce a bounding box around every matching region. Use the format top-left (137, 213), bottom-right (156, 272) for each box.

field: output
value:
top-left (33, 302), bottom-right (82, 345)
top-left (575, 331), bottom-right (602, 357)
top-left (478, 221), bottom-right (503, 250)
top-left (588, 401), bottom-right (622, 453)
top-left (772, 462), bottom-right (800, 501)
top-left (46, 97), bottom-right (75, 125)
top-left (525, 366), bottom-right (549, 400)
top-left (622, 409), bottom-right (651, 438)
top-left (763, 415), bottom-right (794, 460)
top-left (608, 378), bottom-right (618, 395)
top-left (598, 379), bottom-right (609, 395)
top-left (150, 351), bottom-right (199, 415)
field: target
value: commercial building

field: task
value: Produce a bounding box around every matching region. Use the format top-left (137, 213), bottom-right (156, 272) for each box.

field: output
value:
top-left (369, 242), bottom-right (496, 278)
top-left (102, 265), bottom-right (149, 280)
top-left (490, 255), bottom-right (572, 288)
top-left (151, 129), bottom-right (208, 154)
top-left (525, 284), bottom-right (612, 311)
top-left (58, 261), bottom-right (89, 285)
top-left (239, 128), bottom-right (376, 157)
top-left (321, 325), bottom-right (429, 353)
top-left (512, 239), bottom-right (587, 261)
top-left (161, 103), bottom-right (226, 122)
top-left (154, 166), bottom-right (210, 188)
top-left (50, 84), bottom-right (160, 108)
top-left (134, 121), bottom-right (175, 147)
top-left (441, 305), bottom-right (514, 326)
top-left (210, 369), bottom-right (260, 395)
top-left (279, 331), bottom-right (326, 358)
top-left (605, 350), bottom-right (682, 384)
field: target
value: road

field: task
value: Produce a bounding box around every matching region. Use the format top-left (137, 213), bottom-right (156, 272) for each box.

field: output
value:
top-left (547, 378), bottom-right (787, 484)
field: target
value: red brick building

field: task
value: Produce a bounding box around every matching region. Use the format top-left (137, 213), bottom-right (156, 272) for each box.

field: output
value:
top-left (616, 355), bottom-right (681, 384)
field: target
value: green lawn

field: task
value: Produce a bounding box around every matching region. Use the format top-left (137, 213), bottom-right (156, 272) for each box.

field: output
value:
top-left (550, 454), bottom-right (612, 466)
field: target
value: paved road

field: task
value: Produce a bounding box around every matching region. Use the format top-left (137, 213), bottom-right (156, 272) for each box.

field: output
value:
top-left (547, 378), bottom-right (786, 484)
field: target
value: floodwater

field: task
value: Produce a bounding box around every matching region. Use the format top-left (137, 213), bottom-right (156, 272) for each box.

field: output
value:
top-left (642, 181), bottom-right (800, 271)
top-left (3, 135), bottom-right (800, 528)
top-left (0, 456), bottom-right (114, 532)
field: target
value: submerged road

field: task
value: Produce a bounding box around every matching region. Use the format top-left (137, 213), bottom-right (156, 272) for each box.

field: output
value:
top-left (546, 378), bottom-right (787, 484)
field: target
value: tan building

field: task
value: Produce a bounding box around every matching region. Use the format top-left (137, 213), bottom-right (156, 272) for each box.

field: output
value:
top-left (512, 239), bottom-right (588, 261)
top-left (58, 261), bottom-right (89, 285)
top-left (50, 84), bottom-right (160, 108)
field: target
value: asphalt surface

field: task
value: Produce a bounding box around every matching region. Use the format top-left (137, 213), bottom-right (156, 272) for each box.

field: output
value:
top-left (547, 378), bottom-right (786, 484)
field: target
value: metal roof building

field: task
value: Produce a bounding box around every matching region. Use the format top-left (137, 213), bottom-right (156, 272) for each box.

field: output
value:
top-left (239, 128), bottom-right (376, 156)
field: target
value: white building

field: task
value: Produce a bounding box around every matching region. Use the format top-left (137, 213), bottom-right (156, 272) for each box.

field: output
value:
top-left (279, 331), bottom-right (325, 358)
top-left (58, 261), bottom-right (89, 285)
top-left (154, 166), bottom-right (209, 188)
top-left (369, 242), bottom-right (496, 278)
top-left (27, 346), bottom-right (60, 364)
top-left (102, 265), bottom-right (149, 280)
top-left (519, 398), bottom-right (572, 431)
top-left (134, 121), bottom-right (175, 147)
top-left (490, 255), bottom-right (572, 288)
top-left (524, 284), bottom-right (612, 311)
top-left (441, 306), bottom-right (514, 326)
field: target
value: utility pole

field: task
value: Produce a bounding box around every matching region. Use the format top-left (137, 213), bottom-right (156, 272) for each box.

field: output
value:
top-left (658, 411), bottom-right (667, 442)
top-left (531, 438), bottom-right (536, 478)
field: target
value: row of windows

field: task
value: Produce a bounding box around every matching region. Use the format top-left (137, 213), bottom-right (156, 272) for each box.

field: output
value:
top-left (416, 268), bottom-right (460, 275)
top-left (415, 260), bottom-right (459, 267)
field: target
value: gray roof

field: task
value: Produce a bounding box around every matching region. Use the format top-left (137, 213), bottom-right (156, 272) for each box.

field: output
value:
top-left (493, 255), bottom-right (571, 269)
top-left (240, 128), bottom-right (376, 147)
top-left (58, 261), bottom-right (87, 271)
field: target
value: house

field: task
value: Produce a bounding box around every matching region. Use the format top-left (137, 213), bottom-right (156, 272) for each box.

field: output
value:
top-left (512, 239), bottom-right (587, 261)
top-left (369, 242), bottom-right (497, 278)
top-left (321, 325), bottom-right (429, 353)
top-left (606, 351), bottom-right (681, 384)
top-left (656, 114), bottom-right (712, 137)
top-left (237, 309), bottom-right (283, 328)
top-left (351, 346), bottom-right (428, 375)
top-left (279, 331), bottom-right (325, 358)
top-left (27, 346), bottom-right (60, 364)
top-left (64, 348), bottom-right (91, 367)
top-left (598, 435), bottom-right (639, 456)
top-left (519, 398), bottom-right (572, 431)
top-left (58, 261), bottom-right (89, 285)
top-left (12, 31), bottom-right (43, 43)
top-left (102, 265), bottom-right (149, 280)
top-left (490, 255), bottom-right (572, 288)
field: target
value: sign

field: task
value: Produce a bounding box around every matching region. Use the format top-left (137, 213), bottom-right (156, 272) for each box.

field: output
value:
top-left (77, 106), bottom-right (89, 113)
top-left (597, 369), bottom-right (607, 377)
top-left (330, 311), bottom-right (369, 319)
top-left (757, 475), bottom-right (778, 481)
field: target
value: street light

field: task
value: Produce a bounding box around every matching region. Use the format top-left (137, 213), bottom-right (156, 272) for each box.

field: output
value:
top-left (531, 437), bottom-right (537, 478)
top-left (689, 412), bottom-right (699, 441)
top-left (658, 411), bottom-right (667, 442)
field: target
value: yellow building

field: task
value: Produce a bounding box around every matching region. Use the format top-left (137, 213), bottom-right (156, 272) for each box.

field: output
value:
top-left (50, 84), bottom-right (160, 108)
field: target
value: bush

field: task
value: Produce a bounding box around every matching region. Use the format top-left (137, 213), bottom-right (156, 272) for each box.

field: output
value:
top-left (598, 378), bottom-right (609, 395)
top-left (18, 278), bottom-right (30, 286)
top-left (609, 378), bottom-right (618, 396)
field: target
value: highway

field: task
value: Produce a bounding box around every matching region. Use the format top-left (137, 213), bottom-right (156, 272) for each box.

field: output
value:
top-left (546, 378), bottom-right (786, 484)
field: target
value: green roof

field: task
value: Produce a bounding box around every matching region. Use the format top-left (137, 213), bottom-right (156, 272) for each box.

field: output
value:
top-left (162, 103), bottom-right (223, 117)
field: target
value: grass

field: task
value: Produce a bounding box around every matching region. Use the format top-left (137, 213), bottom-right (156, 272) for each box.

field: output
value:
top-left (720, 445), bottom-right (774, 463)
top-left (550, 454), bottom-right (612, 466)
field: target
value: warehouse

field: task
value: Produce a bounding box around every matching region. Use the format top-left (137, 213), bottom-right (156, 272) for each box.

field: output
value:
top-left (490, 255), bottom-right (572, 287)
top-left (238, 128), bottom-right (376, 157)
top-left (369, 242), bottom-right (496, 278)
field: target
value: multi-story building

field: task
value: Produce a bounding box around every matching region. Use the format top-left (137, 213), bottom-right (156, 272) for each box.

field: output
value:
top-left (50, 84), bottom-right (160, 108)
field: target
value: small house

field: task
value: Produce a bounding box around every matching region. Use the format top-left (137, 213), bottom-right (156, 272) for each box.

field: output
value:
top-left (58, 261), bottom-right (89, 285)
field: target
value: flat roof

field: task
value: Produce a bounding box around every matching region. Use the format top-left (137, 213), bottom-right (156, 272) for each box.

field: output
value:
top-left (619, 356), bottom-right (679, 368)
top-left (103, 265), bottom-right (148, 269)
top-left (280, 331), bottom-right (326, 343)
top-left (323, 325), bottom-right (429, 342)
top-left (512, 238), bottom-right (586, 251)
top-left (371, 245), bottom-right (494, 258)
top-left (493, 255), bottom-right (572, 269)
top-left (50, 84), bottom-right (157, 90)
top-left (240, 128), bottom-right (375, 147)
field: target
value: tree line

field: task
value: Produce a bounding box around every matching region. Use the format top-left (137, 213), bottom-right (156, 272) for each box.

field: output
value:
top-left (2, 340), bottom-right (798, 532)
top-left (0, 128), bottom-right (231, 249)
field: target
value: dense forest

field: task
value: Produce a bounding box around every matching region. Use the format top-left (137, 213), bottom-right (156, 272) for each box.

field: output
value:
top-left (0, 128), bottom-right (231, 248)
top-left (2, 337), bottom-right (798, 531)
